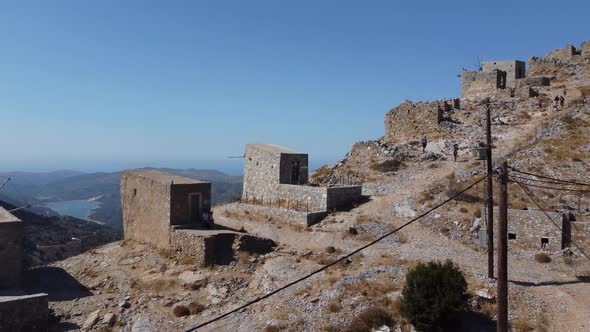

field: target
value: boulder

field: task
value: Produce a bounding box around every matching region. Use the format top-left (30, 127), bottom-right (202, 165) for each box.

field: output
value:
top-left (82, 310), bottom-right (100, 330)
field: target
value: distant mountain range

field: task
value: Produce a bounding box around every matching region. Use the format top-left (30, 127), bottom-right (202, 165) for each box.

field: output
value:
top-left (0, 168), bottom-right (243, 228)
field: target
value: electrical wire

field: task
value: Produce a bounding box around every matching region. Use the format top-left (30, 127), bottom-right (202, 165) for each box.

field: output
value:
top-left (508, 179), bottom-right (590, 193)
top-left (512, 179), bottom-right (590, 262)
top-left (184, 173), bottom-right (492, 331)
top-left (509, 167), bottom-right (590, 187)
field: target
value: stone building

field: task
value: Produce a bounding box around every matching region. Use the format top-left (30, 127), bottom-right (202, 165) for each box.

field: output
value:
top-left (383, 100), bottom-right (445, 143)
top-left (460, 69), bottom-right (507, 100)
top-left (0, 207), bottom-right (23, 289)
top-left (0, 207), bottom-right (49, 331)
top-left (478, 208), bottom-right (583, 251)
top-left (121, 169), bottom-right (212, 249)
top-left (120, 169), bottom-right (276, 265)
top-left (481, 60), bottom-right (526, 88)
top-left (240, 144), bottom-right (363, 225)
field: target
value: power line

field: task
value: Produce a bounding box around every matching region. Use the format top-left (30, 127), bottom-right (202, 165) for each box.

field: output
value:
top-left (185, 173), bottom-right (492, 331)
top-left (512, 179), bottom-right (590, 262)
top-left (509, 174), bottom-right (590, 187)
top-left (509, 167), bottom-right (590, 187)
top-left (508, 179), bottom-right (590, 193)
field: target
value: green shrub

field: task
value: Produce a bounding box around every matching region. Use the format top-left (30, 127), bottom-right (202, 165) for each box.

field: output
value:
top-left (371, 159), bottom-right (403, 172)
top-left (345, 306), bottom-right (394, 332)
top-left (401, 260), bottom-right (467, 331)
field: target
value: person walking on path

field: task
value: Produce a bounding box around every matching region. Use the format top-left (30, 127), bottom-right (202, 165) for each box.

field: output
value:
top-left (453, 143), bottom-right (459, 162)
top-left (421, 135), bottom-right (428, 153)
top-left (553, 96), bottom-right (559, 111)
top-left (560, 95), bottom-right (565, 107)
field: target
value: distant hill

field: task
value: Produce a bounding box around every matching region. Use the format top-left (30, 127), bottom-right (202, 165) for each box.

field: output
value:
top-left (0, 199), bottom-right (120, 267)
top-left (0, 168), bottom-right (243, 228)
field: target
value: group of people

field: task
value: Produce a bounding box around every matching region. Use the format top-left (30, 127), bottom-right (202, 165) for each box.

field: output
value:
top-left (537, 94), bottom-right (566, 111)
top-left (552, 95), bottom-right (565, 111)
top-left (420, 135), bottom-right (459, 162)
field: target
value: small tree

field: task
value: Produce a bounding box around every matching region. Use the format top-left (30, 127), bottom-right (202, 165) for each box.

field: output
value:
top-left (401, 260), bottom-right (467, 331)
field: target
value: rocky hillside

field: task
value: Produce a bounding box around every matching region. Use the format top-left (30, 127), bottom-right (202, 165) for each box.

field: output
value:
top-left (33, 40), bottom-right (590, 332)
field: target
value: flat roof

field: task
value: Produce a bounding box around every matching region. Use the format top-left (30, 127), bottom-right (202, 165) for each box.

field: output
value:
top-left (0, 207), bottom-right (21, 223)
top-left (122, 169), bottom-right (209, 185)
top-left (247, 143), bottom-right (303, 154)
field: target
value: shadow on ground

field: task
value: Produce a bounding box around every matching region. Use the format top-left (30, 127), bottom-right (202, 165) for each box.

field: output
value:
top-left (22, 266), bottom-right (92, 301)
top-left (455, 311), bottom-right (496, 332)
top-left (510, 275), bottom-right (590, 287)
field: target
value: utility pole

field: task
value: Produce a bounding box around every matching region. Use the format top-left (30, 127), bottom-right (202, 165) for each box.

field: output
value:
top-left (486, 104), bottom-right (494, 279)
top-left (497, 161), bottom-right (509, 332)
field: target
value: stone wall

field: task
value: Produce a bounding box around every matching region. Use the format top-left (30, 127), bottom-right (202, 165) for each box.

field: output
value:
top-left (0, 209), bottom-right (23, 289)
top-left (326, 186), bottom-right (364, 210)
top-left (0, 293), bottom-right (48, 332)
top-left (243, 145), bottom-right (282, 198)
top-left (546, 44), bottom-right (578, 62)
top-left (227, 203), bottom-right (329, 226)
top-left (121, 172), bottom-right (172, 249)
top-left (170, 229), bottom-right (276, 266)
top-left (461, 69), bottom-right (507, 100)
top-left (481, 60), bottom-right (526, 88)
top-left (277, 184), bottom-right (328, 211)
top-left (480, 208), bottom-right (564, 251)
top-left (582, 40), bottom-right (590, 60)
top-left (571, 222), bottom-right (590, 249)
top-left (384, 100), bottom-right (443, 142)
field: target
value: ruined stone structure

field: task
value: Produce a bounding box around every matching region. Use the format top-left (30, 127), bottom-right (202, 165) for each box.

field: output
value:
top-left (239, 144), bottom-right (363, 225)
top-left (0, 207), bottom-right (23, 289)
top-left (383, 100), bottom-right (445, 143)
top-left (478, 208), bottom-right (587, 251)
top-left (121, 169), bottom-right (275, 266)
top-left (121, 169), bottom-right (212, 249)
top-left (546, 44), bottom-right (580, 62)
top-left (481, 60), bottom-right (526, 88)
top-left (0, 207), bottom-right (49, 331)
top-left (461, 69), bottom-right (508, 100)
top-left (170, 229), bottom-right (276, 266)
top-left (242, 144), bottom-right (363, 212)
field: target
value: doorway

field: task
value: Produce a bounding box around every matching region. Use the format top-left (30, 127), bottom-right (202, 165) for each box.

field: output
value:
top-left (189, 193), bottom-right (202, 223)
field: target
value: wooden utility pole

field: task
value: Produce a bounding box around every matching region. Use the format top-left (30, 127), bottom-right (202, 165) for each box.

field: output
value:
top-left (497, 161), bottom-right (509, 332)
top-left (486, 104), bottom-right (495, 279)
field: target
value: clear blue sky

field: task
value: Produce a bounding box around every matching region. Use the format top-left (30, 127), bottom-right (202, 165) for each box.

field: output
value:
top-left (1, 1), bottom-right (588, 174)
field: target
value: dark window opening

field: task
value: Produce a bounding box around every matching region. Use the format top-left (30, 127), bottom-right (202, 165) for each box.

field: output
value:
top-left (508, 233), bottom-right (516, 240)
top-left (541, 237), bottom-right (549, 248)
top-left (290, 161), bottom-right (300, 185)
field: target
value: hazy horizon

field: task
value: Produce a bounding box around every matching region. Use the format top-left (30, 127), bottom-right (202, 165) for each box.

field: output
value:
top-left (1, 1), bottom-right (589, 173)
top-left (0, 156), bottom-right (337, 176)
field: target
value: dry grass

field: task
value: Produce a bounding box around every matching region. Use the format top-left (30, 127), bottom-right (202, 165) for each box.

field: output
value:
top-left (535, 253), bottom-right (552, 263)
top-left (512, 319), bottom-right (534, 332)
top-left (188, 301), bottom-right (205, 314)
top-left (396, 232), bottom-right (408, 244)
top-left (173, 305), bottom-right (190, 317)
top-left (344, 306), bottom-right (395, 332)
top-left (416, 191), bottom-right (434, 204)
top-left (326, 300), bottom-right (343, 313)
